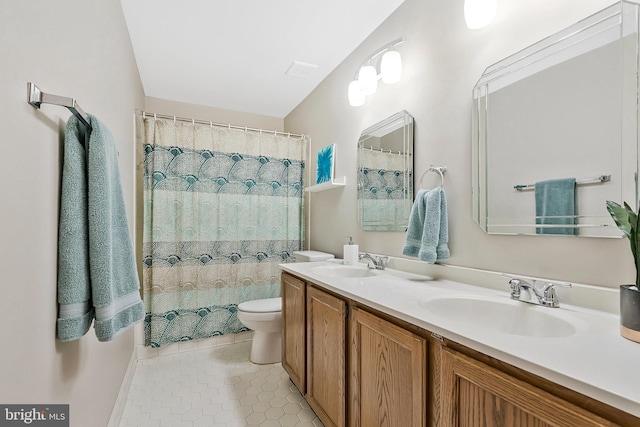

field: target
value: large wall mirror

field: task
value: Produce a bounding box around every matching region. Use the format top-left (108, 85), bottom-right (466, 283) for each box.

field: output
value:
top-left (472, 1), bottom-right (640, 237)
top-left (357, 110), bottom-right (414, 231)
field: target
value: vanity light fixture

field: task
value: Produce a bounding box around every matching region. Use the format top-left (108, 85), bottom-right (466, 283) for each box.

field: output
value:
top-left (348, 38), bottom-right (404, 107)
top-left (380, 49), bottom-right (402, 84)
top-left (464, 0), bottom-right (497, 29)
top-left (358, 62), bottom-right (378, 95)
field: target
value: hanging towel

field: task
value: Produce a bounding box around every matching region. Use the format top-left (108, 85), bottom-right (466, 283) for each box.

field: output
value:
top-left (535, 178), bottom-right (577, 236)
top-left (57, 114), bottom-right (144, 342)
top-left (57, 116), bottom-right (93, 341)
top-left (402, 188), bottom-right (450, 263)
top-left (435, 188), bottom-right (450, 261)
top-left (402, 189), bottom-right (429, 258)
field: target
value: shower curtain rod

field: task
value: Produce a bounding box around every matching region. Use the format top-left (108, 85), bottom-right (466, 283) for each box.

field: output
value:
top-left (142, 111), bottom-right (307, 139)
top-left (362, 144), bottom-right (405, 155)
top-left (27, 82), bottom-right (92, 131)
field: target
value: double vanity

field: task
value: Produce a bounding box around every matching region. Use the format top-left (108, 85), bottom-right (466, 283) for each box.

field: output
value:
top-left (281, 2), bottom-right (640, 425)
top-left (280, 260), bottom-right (640, 427)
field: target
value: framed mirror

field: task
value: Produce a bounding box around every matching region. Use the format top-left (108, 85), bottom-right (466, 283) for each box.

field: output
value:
top-left (357, 111), bottom-right (414, 231)
top-left (472, 1), bottom-right (640, 237)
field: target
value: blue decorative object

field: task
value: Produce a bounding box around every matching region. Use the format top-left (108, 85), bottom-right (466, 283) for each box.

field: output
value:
top-left (316, 144), bottom-right (335, 184)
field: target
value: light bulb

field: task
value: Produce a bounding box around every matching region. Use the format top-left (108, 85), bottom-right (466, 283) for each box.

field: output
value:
top-left (464, 0), bottom-right (497, 30)
top-left (358, 64), bottom-right (378, 95)
top-left (381, 50), bottom-right (402, 84)
top-left (348, 80), bottom-right (365, 107)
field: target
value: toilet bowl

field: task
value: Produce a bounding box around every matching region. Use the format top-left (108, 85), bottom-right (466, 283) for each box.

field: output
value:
top-left (237, 297), bottom-right (282, 364)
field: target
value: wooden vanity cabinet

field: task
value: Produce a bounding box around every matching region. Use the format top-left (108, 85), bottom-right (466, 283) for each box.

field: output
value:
top-left (281, 272), bottom-right (307, 393)
top-left (438, 347), bottom-right (611, 427)
top-left (349, 306), bottom-right (428, 427)
top-left (281, 271), bottom-right (640, 427)
top-left (306, 285), bottom-right (347, 427)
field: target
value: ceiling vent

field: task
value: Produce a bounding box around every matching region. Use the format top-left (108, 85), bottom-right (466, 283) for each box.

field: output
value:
top-left (285, 61), bottom-right (319, 78)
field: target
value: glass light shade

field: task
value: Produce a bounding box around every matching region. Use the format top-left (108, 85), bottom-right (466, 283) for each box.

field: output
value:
top-left (358, 64), bottom-right (378, 95)
top-left (464, 0), bottom-right (497, 29)
top-left (380, 50), bottom-right (402, 84)
top-left (348, 80), bottom-right (365, 106)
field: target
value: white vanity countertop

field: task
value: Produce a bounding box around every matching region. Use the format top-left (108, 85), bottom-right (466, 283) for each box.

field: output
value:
top-left (280, 261), bottom-right (640, 418)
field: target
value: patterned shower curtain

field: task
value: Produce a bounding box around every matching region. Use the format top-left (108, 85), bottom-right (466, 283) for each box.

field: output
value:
top-left (142, 117), bottom-right (307, 347)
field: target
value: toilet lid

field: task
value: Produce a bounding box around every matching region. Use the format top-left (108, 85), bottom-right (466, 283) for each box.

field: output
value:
top-left (238, 297), bottom-right (281, 313)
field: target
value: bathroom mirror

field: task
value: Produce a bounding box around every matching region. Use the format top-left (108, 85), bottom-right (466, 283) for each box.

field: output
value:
top-left (357, 110), bottom-right (414, 231)
top-left (472, 1), bottom-right (640, 237)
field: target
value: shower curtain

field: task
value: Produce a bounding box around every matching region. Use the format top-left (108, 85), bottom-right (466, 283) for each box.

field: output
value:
top-left (142, 117), bottom-right (307, 347)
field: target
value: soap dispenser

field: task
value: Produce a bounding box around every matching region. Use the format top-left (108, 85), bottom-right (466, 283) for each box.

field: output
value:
top-left (343, 236), bottom-right (359, 266)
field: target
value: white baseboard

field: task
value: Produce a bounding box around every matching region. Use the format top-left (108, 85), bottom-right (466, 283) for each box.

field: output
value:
top-left (107, 348), bottom-right (138, 427)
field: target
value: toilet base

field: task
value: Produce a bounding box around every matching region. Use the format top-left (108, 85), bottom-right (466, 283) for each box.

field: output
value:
top-left (250, 331), bottom-right (281, 364)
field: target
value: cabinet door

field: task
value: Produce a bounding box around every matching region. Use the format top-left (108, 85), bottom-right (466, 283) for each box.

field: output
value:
top-left (350, 307), bottom-right (427, 427)
top-left (307, 286), bottom-right (347, 427)
top-left (281, 272), bottom-right (306, 393)
top-left (440, 347), bottom-right (610, 427)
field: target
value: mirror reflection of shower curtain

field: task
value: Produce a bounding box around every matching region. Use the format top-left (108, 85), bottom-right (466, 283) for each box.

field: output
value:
top-left (142, 117), bottom-right (307, 347)
top-left (358, 149), bottom-right (411, 230)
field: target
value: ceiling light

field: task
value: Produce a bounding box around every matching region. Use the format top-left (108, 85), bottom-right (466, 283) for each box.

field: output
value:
top-left (347, 38), bottom-right (405, 107)
top-left (464, 0), bottom-right (497, 29)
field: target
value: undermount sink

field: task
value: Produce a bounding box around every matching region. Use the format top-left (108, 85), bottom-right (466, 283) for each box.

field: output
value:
top-left (418, 294), bottom-right (580, 338)
top-left (310, 264), bottom-right (377, 279)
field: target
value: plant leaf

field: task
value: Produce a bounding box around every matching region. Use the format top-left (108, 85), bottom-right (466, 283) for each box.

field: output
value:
top-left (607, 201), bottom-right (634, 239)
top-left (634, 204), bottom-right (640, 289)
top-left (624, 202), bottom-right (638, 226)
top-left (607, 200), bottom-right (640, 287)
top-left (624, 202), bottom-right (638, 262)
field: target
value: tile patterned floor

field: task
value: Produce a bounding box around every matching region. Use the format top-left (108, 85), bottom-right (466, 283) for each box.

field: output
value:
top-left (119, 341), bottom-right (323, 427)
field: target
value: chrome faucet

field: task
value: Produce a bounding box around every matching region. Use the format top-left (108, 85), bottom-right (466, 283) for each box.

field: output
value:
top-left (358, 253), bottom-right (389, 270)
top-left (506, 276), bottom-right (572, 308)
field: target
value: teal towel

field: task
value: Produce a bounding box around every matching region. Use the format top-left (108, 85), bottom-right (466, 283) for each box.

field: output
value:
top-left (402, 189), bottom-right (428, 258)
top-left (535, 178), bottom-right (577, 235)
top-left (402, 188), bottom-right (450, 263)
top-left (435, 188), bottom-right (450, 261)
top-left (57, 116), bottom-right (93, 341)
top-left (57, 114), bottom-right (144, 342)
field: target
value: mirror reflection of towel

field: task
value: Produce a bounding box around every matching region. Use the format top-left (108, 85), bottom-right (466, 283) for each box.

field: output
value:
top-left (535, 178), bottom-right (577, 235)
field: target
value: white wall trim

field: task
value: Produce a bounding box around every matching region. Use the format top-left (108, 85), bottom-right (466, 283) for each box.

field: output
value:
top-left (107, 349), bottom-right (138, 427)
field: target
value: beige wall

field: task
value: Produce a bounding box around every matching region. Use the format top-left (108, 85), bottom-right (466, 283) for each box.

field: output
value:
top-left (145, 96), bottom-right (284, 131)
top-left (0, 1), bottom-right (144, 425)
top-left (285, 0), bottom-right (634, 288)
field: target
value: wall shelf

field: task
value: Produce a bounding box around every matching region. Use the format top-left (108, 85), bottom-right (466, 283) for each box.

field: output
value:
top-left (305, 176), bottom-right (346, 193)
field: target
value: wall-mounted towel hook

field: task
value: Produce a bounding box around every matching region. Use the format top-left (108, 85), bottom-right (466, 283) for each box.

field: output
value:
top-left (419, 165), bottom-right (447, 189)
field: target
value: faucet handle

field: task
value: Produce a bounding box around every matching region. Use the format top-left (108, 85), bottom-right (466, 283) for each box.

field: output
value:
top-left (507, 276), bottom-right (534, 299)
top-left (508, 279), bottom-right (521, 296)
top-left (541, 281), bottom-right (572, 307)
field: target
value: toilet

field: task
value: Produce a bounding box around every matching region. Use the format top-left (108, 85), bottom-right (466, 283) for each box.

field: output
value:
top-left (237, 297), bottom-right (282, 364)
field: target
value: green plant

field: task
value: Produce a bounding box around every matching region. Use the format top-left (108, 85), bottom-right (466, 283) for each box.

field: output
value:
top-left (606, 200), bottom-right (640, 289)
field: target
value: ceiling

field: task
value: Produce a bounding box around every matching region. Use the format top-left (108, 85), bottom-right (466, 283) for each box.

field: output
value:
top-left (120, 0), bottom-right (405, 118)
